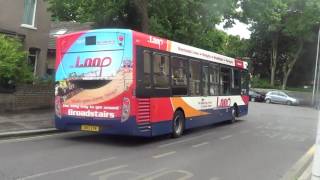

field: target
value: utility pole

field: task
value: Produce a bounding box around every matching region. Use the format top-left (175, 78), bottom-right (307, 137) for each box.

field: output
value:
top-left (312, 26), bottom-right (320, 180)
top-left (312, 27), bottom-right (320, 106)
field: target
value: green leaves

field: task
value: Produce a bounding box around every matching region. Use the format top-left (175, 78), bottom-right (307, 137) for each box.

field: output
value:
top-left (0, 35), bottom-right (32, 84)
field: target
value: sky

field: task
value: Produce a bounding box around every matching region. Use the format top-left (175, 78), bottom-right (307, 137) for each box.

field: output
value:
top-left (216, 20), bottom-right (251, 39)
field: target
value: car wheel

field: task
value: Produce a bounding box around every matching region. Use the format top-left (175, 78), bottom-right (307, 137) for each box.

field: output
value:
top-left (251, 97), bottom-right (255, 102)
top-left (286, 101), bottom-right (292, 106)
top-left (172, 110), bottom-right (185, 138)
top-left (266, 99), bottom-right (271, 104)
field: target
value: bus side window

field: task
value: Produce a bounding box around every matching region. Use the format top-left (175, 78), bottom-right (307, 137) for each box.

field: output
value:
top-left (143, 50), bottom-right (152, 88)
top-left (153, 53), bottom-right (169, 88)
top-left (202, 64), bottom-right (209, 96)
top-left (189, 60), bottom-right (201, 96)
top-left (209, 64), bottom-right (219, 96)
top-left (171, 57), bottom-right (188, 95)
top-left (220, 67), bottom-right (231, 95)
top-left (241, 70), bottom-right (249, 95)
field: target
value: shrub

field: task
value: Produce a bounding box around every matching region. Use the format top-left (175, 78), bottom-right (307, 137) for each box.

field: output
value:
top-left (251, 76), bottom-right (276, 89)
top-left (0, 35), bottom-right (33, 88)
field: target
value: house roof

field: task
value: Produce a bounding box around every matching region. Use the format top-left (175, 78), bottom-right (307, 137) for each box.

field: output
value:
top-left (48, 21), bottom-right (93, 50)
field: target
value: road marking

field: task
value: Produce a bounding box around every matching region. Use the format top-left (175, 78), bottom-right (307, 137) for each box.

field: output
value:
top-left (192, 142), bottom-right (209, 148)
top-left (0, 132), bottom-right (79, 144)
top-left (130, 168), bottom-right (167, 180)
top-left (219, 135), bottom-right (232, 140)
top-left (17, 157), bottom-right (116, 180)
top-left (141, 169), bottom-right (193, 180)
top-left (158, 132), bottom-right (215, 148)
top-left (90, 165), bottom-right (128, 176)
top-left (152, 151), bottom-right (176, 159)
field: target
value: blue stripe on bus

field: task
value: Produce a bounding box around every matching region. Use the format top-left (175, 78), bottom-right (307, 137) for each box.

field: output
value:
top-left (55, 105), bottom-right (248, 137)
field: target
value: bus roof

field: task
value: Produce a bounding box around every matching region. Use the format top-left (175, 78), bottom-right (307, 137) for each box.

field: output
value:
top-left (57, 28), bottom-right (248, 69)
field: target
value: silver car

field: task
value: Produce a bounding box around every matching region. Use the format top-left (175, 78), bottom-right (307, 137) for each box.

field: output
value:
top-left (265, 91), bottom-right (299, 105)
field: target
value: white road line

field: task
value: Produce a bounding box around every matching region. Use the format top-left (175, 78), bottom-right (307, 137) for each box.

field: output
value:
top-left (158, 132), bottom-right (215, 148)
top-left (152, 151), bottom-right (176, 159)
top-left (90, 165), bottom-right (128, 176)
top-left (0, 132), bottom-right (80, 144)
top-left (130, 168), bottom-right (167, 180)
top-left (192, 142), bottom-right (209, 148)
top-left (17, 157), bottom-right (116, 180)
top-left (219, 135), bottom-right (232, 140)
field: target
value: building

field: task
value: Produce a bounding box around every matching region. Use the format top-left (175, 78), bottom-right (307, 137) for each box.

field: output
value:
top-left (0, 0), bottom-right (51, 77)
top-left (47, 21), bottom-right (93, 75)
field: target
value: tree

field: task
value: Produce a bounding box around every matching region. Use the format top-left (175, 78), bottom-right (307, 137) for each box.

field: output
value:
top-left (0, 35), bottom-right (33, 88)
top-left (241, 0), bottom-right (320, 89)
top-left (240, 0), bottom-right (288, 86)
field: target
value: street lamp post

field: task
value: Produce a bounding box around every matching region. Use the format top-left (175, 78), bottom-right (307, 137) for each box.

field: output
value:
top-left (312, 27), bottom-right (320, 106)
top-left (312, 26), bottom-right (320, 180)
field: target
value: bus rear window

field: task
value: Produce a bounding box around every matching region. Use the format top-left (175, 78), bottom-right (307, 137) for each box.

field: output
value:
top-left (85, 36), bottom-right (96, 45)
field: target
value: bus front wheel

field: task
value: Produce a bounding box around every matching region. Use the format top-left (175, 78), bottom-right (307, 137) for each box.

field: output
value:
top-left (172, 110), bottom-right (185, 138)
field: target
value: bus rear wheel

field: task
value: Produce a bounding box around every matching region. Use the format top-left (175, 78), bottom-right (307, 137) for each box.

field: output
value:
top-left (172, 110), bottom-right (185, 138)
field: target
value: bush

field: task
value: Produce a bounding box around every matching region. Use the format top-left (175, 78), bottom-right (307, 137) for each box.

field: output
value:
top-left (0, 35), bottom-right (33, 88)
top-left (251, 76), bottom-right (276, 89)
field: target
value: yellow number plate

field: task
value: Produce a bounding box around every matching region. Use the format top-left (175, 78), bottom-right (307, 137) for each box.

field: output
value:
top-left (80, 125), bottom-right (100, 132)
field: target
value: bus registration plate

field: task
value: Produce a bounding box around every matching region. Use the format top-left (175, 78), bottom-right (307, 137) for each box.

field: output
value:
top-left (81, 125), bottom-right (100, 132)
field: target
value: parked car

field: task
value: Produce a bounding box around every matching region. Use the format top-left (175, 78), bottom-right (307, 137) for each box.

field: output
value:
top-left (249, 90), bottom-right (265, 102)
top-left (265, 91), bottom-right (299, 105)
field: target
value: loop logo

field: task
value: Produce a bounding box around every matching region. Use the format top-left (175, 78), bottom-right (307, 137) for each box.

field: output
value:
top-left (75, 56), bottom-right (112, 68)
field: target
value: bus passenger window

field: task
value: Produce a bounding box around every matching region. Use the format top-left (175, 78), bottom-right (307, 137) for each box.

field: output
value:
top-left (209, 64), bottom-right (219, 96)
top-left (220, 67), bottom-right (231, 95)
top-left (153, 53), bottom-right (169, 88)
top-left (171, 57), bottom-right (188, 95)
top-left (143, 51), bottom-right (151, 88)
top-left (233, 69), bottom-right (240, 89)
top-left (189, 60), bottom-right (201, 96)
top-left (202, 65), bottom-right (209, 96)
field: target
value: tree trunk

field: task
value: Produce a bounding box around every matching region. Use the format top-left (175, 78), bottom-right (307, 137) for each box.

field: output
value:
top-left (133, 0), bottom-right (149, 33)
top-left (281, 39), bottom-right (304, 90)
top-left (270, 33), bottom-right (279, 86)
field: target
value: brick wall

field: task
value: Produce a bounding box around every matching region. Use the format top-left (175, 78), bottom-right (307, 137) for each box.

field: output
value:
top-left (0, 84), bottom-right (54, 112)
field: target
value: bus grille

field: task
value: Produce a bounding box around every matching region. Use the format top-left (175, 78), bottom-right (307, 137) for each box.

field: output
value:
top-left (137, 98), bottom-right (151, 132)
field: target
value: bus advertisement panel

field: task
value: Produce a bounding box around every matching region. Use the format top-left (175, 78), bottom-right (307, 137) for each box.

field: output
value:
top-left (55, 30), bottom-right (136, 134)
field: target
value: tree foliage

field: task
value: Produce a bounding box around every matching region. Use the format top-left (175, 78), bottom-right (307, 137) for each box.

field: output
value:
top-left (0, 35), bottom-right (33, 86)
top-left (241, 0), bottom-right (320, 89)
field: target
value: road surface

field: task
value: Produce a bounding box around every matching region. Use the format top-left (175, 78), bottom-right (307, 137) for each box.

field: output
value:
top-left (0, 102), bottom-right (318, 180)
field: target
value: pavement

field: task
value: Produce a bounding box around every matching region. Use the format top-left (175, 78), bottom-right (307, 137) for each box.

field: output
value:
top-left (0, 102), bottom-right (317, 180)
top-left (0, 109), bottom-right (55, 137)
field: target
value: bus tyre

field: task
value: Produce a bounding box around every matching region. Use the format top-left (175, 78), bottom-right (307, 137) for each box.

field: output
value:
top-left (229, 107), bottom-right (237, 124)
top-left (172, 110), bottom-right (185, 138)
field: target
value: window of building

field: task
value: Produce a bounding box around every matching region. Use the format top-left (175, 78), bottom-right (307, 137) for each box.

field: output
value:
top-left (171, 57), bottom-right (188, 95)
top-left (209, 64), bottom-right (219, 96)
top-left (220, 67), bottom-right (231, 95)
top-left (28, 48), bottom-right (40, 76)
top-left (153, 53), bottom-right (169, 88)
top-left (143, 50), bottom-right (151, 88)
top-left (202, 64), bottom-right (209, 96)
top-left (22, 0), bottom-right (37, 28)
top-left (189, 60), bottom-right (201, 96)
